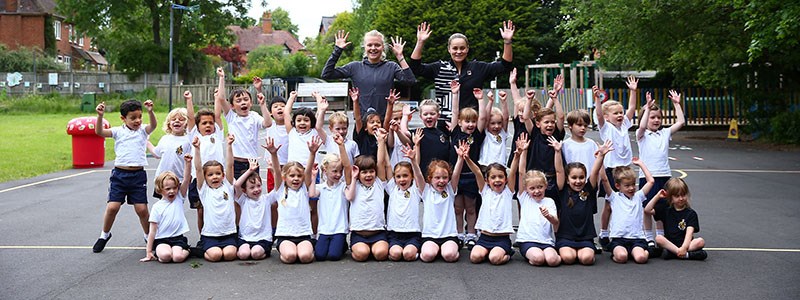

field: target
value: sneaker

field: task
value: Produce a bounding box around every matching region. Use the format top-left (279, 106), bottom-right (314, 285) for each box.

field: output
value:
top-left (457, 233), bottom-right (466, 248)
top-left (465, 234), bottom-right (478, 250)
top-left (663, 251), bottom-right (678, 260)
top-left (189, 247), bottom-right (205, 258)
top-left (92, 233), bottom-right (112, 253)
top-left (593, 239), bottom-right (603, 254)
top-left (646, 241), bottom-right (662, 258)
top-left (599, 237), bottom-right (610, 252)
top-left (687, 250), bottom-right (708, 261)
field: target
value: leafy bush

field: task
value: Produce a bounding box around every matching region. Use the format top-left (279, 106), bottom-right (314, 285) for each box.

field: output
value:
top-left (0, 44), bottom-right (64, 72)
top-left (768, 110), bottom-right (800, 144)
top-left (0, 88), bottom-right (165, 115)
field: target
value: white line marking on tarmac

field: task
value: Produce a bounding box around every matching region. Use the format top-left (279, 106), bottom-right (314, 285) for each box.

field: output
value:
top-left (681, 169), bottom-right (800, 174)
top-left (692, 156), bottom-right (704, 161)
top-left (705, 247), bottom-right (800, 253)
top-left (0, 245), bottom-right (144, 250)
top-left (0, 171), bottom-right (97, 194)
top-left (674, 170), bottom-right (688, 179)
top-left (0, 168), bottom-right (158, 194)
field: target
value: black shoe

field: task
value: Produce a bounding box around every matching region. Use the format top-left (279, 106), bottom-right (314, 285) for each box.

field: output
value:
top-left (189, 247), bottom-right (205, 258)
top-left (687, 250), bottom-right (708, 261)
top-left (646, 241), bottom-right (662, 258)
top-left (599, 237), bottom-right (610, 252)
top-left (663, 251), bottom-right (678, 260)
top-left (593, 239), bottom-right (603, 254)
top-left (93, 233), bottom-right (112, 253)
top-left (465, 238), bottom-right (477, 250)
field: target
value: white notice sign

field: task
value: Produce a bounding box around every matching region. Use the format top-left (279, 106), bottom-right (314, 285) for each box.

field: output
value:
top-left (296, 82), bottom-right (349, 97)
top-left (48, 73), bottom-right (58, 85)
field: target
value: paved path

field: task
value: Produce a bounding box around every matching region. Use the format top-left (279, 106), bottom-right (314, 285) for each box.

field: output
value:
top-left (1, 130), bottom-right (799, 299)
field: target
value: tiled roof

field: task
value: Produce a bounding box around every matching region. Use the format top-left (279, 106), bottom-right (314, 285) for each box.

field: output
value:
top-left (0, 0), bottom-right (57, 15)
top-left (228, 25), bottom-right (304, 54)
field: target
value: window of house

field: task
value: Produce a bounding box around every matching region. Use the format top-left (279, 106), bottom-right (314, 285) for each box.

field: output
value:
top-left (54, 21), bottom-right (62, 40)
top-left (67, 25), bottom-right (74, 43)
top-left (79, 34), bottom-right (84, 46)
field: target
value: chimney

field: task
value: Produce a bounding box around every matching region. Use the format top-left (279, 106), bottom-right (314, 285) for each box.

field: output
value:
top-left (6, 0), bottom-right (19, 12)
top-left (261, 11), bottom-right (273, 34)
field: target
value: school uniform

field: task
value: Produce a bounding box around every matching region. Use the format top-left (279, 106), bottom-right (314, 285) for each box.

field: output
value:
top-left (555, 185), bottom-right (598, 249)
top-left (561, 138), bottom-right (599, 177)
top-left (421, 183), bottom-right (459, 245)
top-left (108, 125), bottom-right (149, 204)
top-left (188, 125), bottom-right (226, 208)
top-left (349, 179), bottom-right (387, 247)
top-left (607, 190), bottom-right (648, 252)
top-left (235, 193), bottom-right (276, 253)
top-left (389, 134), bottom-right (411, 168)
top-left (417, 127), bottom-right (451, 177)
top-left (516, 192), bottom-right (558, 255)
top-left (225, 110), bottom-right (266, 177)
top-left (323, 135), bottom-right (359, 164)
top-left (198, 180), bottom-right (237, 251)
top-left (152, 134), bottom-right (191, 182)
top-left (386, 179), bottom-right (422, 249)
top-left (273, 183), bottom-right (315, 249)
top-left (149, 194), bottom-right (190, 250)
top-left (655, 205), bottom-right (700, 247)
top-left (450, 126), bottom-right (486, 198)
top-left (479, 129), bottom-right (509, 166)
top-left (315, 181), bottom-right (349, 261)
top-left (599, 116), bottom-right (633, 191)
top-left (638, 128), bottom-right (673, 203)
top-left (525, 124), bottom-right (565, 201)
top-left (266, 124), bottom-right (289, 165)
top-left (474, 186), bottom-right (515, 256)
top-left (287, 128), bottom-right (319, 167)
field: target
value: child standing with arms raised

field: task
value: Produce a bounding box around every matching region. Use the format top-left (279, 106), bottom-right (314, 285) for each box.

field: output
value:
top-left (637, 90), bottom-right (685, 250)
top-left (595, 76), bottom-right (640, 250)
top-left (92, 99), bottom-right (157, 253)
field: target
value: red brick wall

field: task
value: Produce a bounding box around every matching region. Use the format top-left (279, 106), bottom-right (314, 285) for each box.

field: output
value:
top-left (0, 15), bottom-right (45, 50)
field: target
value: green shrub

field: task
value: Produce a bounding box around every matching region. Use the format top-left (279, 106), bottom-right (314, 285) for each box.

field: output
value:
top-left (768, 110), bottom-right (800, 144)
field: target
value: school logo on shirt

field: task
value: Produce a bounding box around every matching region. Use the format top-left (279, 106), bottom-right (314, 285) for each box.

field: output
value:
top-left (440, 134), bottom-right (446, 143)
top-left (467, 70), bottom-right (472, 76)
top-left (678, 219), bottom-right (686, 231)
top-left (176, 146), bottom-right (183, 155)
top-left (495, 135), bottom-right (502, 143)
top-left (441, 191), bottom-right (448, 198)
top-left (467, 136), bottom-right (474, 145)
top-left (223, 191), bottom-right (228, 200)
top-left (579, 191), bottom-right (588, 201)
top-left (404, 190), bottom-right (410, 198)
top-left (210, 137), bottom-right (215, 144)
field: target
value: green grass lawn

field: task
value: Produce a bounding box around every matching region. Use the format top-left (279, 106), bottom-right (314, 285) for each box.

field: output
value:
top-left (0, 113), bottom-right (167, 183)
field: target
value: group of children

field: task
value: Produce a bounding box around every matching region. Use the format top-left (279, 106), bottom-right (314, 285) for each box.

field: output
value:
top-left (91, 66), bottom-right (707, 265)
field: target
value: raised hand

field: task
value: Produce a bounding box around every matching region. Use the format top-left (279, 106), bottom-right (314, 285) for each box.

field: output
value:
top-left (257, 93), bottom-right (266, 106)
top-left (456, 140), bottom-right (471, 159)
top-left (487, 90), bottom-right (495, 103)
top-left (668, 89), bottom-right (681, 105)
top-left (143, 100), bottom-right (154, 112)
top-left (597, 140), bottom-right (614, 156)
top-left (450, 80), bottom-right (460, 95)
top-left (547, 136), bottom-right (562, 152)
top-left (626, 75), bottom-right (639, 90)
top-left (253, 76), bottom-right (263, 91)
top-left (226, 134), bottom-right (235, 145)
top-left (400, 144), bottom-right (416, 159)
top-left (311, 163), bottom-right (319, 179)
top-left (515, 132), bottom-right (530, 152)
top-left (412, 128), bottom-right (424, 145)
top-left (498, 90), bottom-right (508, 102)
top-left (386, 89), bottom-right (400, 105)
top-left (216, 67), bottom-right (225, 78)
top-left (402, 103), bottom-right (413, 118)
top-left (183, 90), bottom-right (192, 101)
top-left (288, 91), bottom-right (297, 102)
top-left (553, 74), bottom-right (564, 93)
top-left (388, 119), bottom-right (400, 132)
top-left (213, 88), bottom-right (220, 99)
top-left (592, 85), bottom-right (602, 99)
top-left (375, 128), bottom-right (388, 142)
top-left (95, 102), bottom-right (106, 115)
top-left (509, 67), bottom-right (517, 84)
top-left (248, 158), bottom-right (259, 172)
top-left (658, 189), bottom-right (668, 199)
top-left (262, 137), bottom-right (281, 154)
top-left (390, 36), bottom-right (406, 58)
top-left (472, 88), bottom-right (484, 100)
top-left (631, 156), bottom-right (643, 167)
top-left (308, 135), bottom-right (322, 153)
top-left (333, 133), bottom-right (344, 145)
top-left (417, 22), bottom-right (432, 42)
top-left (352, 165), bottom-right (360, 181)
top-left (192, 136), bottom-right (200, 148)
top-left (349, 87), bottom-right (359, 103)
top-left (525, 89), bottom-right (536, 100)
top-left (500, 20), bottom-right (515, 42)
top-left (335, 30), bottom-right (351, 49)
top-left (183, 154), bottom-right (193, 163)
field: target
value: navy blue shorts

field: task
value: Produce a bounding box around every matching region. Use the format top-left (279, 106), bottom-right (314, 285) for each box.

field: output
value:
top-left (153, 235), bottom-right (190, 250)
top-left (457, 172), bottom-right (479, 199)
top-left (349, 231), bottom-right (388, 247)
top-left (421, 236), bottom-right (460, 247)
top-left (108, 168), bottom-right (147, 204)
top-left (200, 234), bottom-right (237, 252)
top-left (274, 235), bottom-right (316, 253)
top-left (475, 234), bottom-right (514, 256)
top-left (519, 241), bottom-right (555, 254)
top-left (555, 238), bottom-right (594, 250)
top-left (188, 179), bottom-right (201, 209)
top-left (237, 238), bottom-right (273, 254)
top-left (233, 160), bottom-right (259, 179)
top-left (599, 167), bottom-right (620, 196)
top-left (387, 231), bottom-right (422, 249)
top-left (609, 238), bottom-right (648, 253)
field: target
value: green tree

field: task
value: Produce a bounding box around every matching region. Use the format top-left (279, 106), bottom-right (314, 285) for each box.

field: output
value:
top-left (268, 7), bottom-right (300, 37)
top-left (57, 0), bottom-right (252, 79)
top-left (239, 45), bottom-right (309, 80)
top-left (304, 11), bottom-right (358, 76)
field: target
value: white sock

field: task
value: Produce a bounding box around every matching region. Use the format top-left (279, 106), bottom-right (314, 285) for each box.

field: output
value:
top-left (645, 230), bottom-right (655, 241)
top-left (100, 231), bottom-right (110, 239)
top-left (600, 230), bottom-right (609, 238)
top-left (656, 229), bottom-right (664, 237)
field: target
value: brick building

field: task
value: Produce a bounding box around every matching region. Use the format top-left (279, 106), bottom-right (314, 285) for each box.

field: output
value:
top-left (0, 0), bottom-right (107, 70)
top-left (228, 11), bottom-right (305, 55)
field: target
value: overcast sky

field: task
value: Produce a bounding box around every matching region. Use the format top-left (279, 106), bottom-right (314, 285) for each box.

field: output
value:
top-left (247, 0), bottom-right (354, 43)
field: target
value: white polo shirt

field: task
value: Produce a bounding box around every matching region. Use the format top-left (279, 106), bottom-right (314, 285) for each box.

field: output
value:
top-left (266, 124), bottom-right (289, 165)
top-left (421, 183), bottom-right (458, 238)
top-left (562, 137), bottom-right (599, 177)
top-left (287, 128), bottom-right (319, 167)
top-left (111, 125), bottom-right (148, 167)
top-left (349, 179), bottom-right (386, 231)
top-left (479, 129), bottom-right (509, 166)
top-left (323, 135), bottom-right (359, 164)
top-left (599, 116), bottom-right (633, 168)
top-left (608, 190), bottom-right (647, 239)
top-left (386, 179), bottom-right (422, 232)
top-left (235, 193), bottom-right (276, 242)
top-left (153, 134), bottom-right (191, 180)
top-left (316, 181), bottom-right (349, 235)
top-left (515, 192), bottom-right (557, 245)
top-left (272, 183), bottom-right (313, 237)
top-left (637, 128), bottom-right (672, 177)
top-left (389, 134), bottom-right (411, 168)
top-left (475, 186), bottom-right (514, 234)
top-left (190, 125), bottom-right (226, 176)
top-left (198, 180), bottom-right (236, 237)
top-left (149, 194), bottom-right (190, 239)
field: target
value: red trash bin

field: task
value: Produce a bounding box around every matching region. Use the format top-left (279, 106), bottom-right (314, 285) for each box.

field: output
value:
top-left (67, 117), bottom-right (110, 168)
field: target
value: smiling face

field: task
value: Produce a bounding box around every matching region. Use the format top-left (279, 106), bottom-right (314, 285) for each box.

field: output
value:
top-left (488, 113), bottom-right (504, 135)
top-left (448, 37), bottom-right (469, 63)
top-left (167, 115), bottom-right (188, 136)
top-left (358, 168), bottom-right (377, 187)
top-left (486, 168), bottom-right (508, 193)
top-left (363, 35), bottom-right (385, 63)
top-left (615, 178), bottom-right (637, 198)
top-left (244, 176), bottom-right (262, 199)
top-left (324, 161), bottom-right (343, 185)
top-left (204, 165), bottom-right (224, 189)
top-left (294, 114), bottom-right (312, 133)
top-left (604, 104), bottom-right (624, 126)
top-left (537, 114), bottom-right (556, 136)
top-left (284, 166), bottom-right (305, 190)
top-left (270, 102), bottom-right (285, 124)
top-left (394, 165), bottom-right (413, 190)
top-left (429, 167), bottom-right (450, 192)
top-left (567, 167), bottom-right (587, 192)
top-left (366, 115), bottom-right (382, 135)
top-left (458, 117), bottom-right (477, 134)
top-left (198, 115), bottom-right (216, 136)
top-left (121, 110), bottom-right (143, 131)
top-left (330, 121), bottom-right (349, 138)
top-left (419, 105), bottom-right (440, 128)
top-left (231, 92), bottom-right (252, 116)
top-left (525, 177), bottom-right (547, 200)
top-left (646, 109), bottom-right (662, 131)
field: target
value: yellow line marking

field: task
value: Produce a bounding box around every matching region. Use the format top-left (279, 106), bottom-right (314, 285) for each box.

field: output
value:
top-left (0, 245), bottom-right (144, 250)
top-left (705, 247), bottom-right (800, 253)
top-left (680, 169), bottom-right (800, 174)
top-left (674, 169), bottom-right (688, 179)
top-left (0, 168), bottom-right (158, 194)
top-left (0, 171), bottom-right (98, 194)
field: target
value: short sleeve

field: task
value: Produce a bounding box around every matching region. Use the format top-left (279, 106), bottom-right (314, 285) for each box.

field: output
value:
top-left (546, 199), bottom-right (558, 216)
top-left (148, 203), bottom-right (162, 223)
top-left (687, 210), bottom-right (700, 233)
top-left (234, 194), bottom-right (247, 206)
top-left (110, 126), bottom-right (121, 139)
top-left (622, 115), bottom-right (633, 131)
top-left (635, 190), bottom-right (647, 203)
top-left (386, 178), bottom-right (396, 192)
top-left (263, 188), bottom-right (280, 204)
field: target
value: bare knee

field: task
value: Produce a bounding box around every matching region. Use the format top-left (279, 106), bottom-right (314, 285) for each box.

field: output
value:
top-left (172, 248), bottom-right (189, 263)
top-left (205, 248), bottom-right (223, 262)
top-left (372, 242), bottom-right (389, 261)
top-left (403, 246), bottom-right (418, 261)
top-left (351, 244), bottom-right (370, 262)
top-left (222, 246), bottom-right (237, 261)
top-left (389, 246), bottom-right (403, 261)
